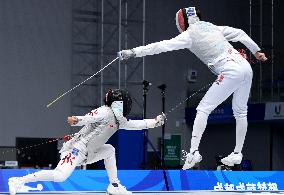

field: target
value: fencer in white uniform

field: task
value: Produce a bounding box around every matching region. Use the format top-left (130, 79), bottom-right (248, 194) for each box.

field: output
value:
top-left (118, 7), bottom-right (267, 169)
top-left (8, 89), bottom-right (166, 195)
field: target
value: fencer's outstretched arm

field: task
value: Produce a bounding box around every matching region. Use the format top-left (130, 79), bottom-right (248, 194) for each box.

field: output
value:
top-left (111, 101), bottom-right (166, 130)
top-left (118, 116), bottom-right (165, 130)
top-left (218, 26), bottom-right (261, 55)
top-left (118, 31), bottom-right (192, 60)
top-left (67, 109), bottom-right (104, 126)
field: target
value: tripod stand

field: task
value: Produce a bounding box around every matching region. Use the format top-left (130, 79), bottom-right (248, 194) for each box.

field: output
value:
top-left (157, 84), bottom-right (169, 191)
top-left (141, 80), bottom-right (151, 169)
top-left (140, 80), bottom-right (169, 190)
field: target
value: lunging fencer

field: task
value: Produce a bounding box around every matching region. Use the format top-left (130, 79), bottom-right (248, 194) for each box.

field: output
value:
top-left (8, 89), bottom-right (166, 195)
top-left (118, 6), bottom-right (267, 169)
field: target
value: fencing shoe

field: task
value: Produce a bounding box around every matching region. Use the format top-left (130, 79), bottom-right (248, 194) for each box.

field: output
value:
top-left (182, 150), bottom-right (202, 170)
top-left (107, 182), bottom-right (132, 195)
top-left (8, 177), bottom-right (25, 195)
top-left (221, 152), bottom-right (243, 167)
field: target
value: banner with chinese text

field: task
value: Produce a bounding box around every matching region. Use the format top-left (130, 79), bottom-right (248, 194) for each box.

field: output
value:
top-left (1, 170), bottom-right (283, 192)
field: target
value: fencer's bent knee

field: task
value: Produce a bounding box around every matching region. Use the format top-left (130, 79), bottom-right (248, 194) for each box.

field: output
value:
top-left (103, 145), bottom-right (116, 169)
top-left (104, 144), bottom-right (115, 158)
top-left (195, 110), bottom-right (209, 120)
top-left (232, 105), bottom-right (248, 119)
top-left (233, 110), bottom-right (247, 119)
top-left (196, 103), bottom-right (215, 116)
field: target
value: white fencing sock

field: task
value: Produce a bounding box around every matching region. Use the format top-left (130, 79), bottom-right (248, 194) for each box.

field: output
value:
top-left (104, 153), bottom-right (119, 184)
top-left (234, 117), bottom-right (248, 153)
top-left (190, 111), bottom-right (208, 153)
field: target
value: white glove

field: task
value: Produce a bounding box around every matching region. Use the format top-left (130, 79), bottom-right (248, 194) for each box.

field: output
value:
top-left (145, 113), bottom-right (167, 128)
top-left (154, 112), bottom-right (166, 127)
top-left (118, 49), bottom-right (136, 60)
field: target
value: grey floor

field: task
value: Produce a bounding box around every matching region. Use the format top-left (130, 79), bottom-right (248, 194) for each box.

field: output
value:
top-left (1, 191), bottom-right (284, 195)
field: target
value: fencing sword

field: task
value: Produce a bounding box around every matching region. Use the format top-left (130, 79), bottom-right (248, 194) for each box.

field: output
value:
top-left (46, 57), bottom-right (119, 108)
top-left (164, 81), bottom-right (213, 116)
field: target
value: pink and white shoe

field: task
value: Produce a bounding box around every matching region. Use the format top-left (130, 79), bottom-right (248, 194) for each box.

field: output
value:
top-left (182, 150), bottom-right (202, 170)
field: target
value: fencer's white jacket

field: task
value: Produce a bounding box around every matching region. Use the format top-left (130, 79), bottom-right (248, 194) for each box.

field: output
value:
top-left (132, 21), bottom-right (261, 75)
top-left (59, 103), bottom-right (157, 163)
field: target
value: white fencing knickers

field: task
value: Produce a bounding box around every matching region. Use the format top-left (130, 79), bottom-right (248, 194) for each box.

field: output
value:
top-left (190, 57), bottom-right (252, 153)
top-left (21, 143), bottom-right (118, 184)
top-left (21, 141), bottom-right (87, 183)
top-left (197, 58), bottom-right (252, 117)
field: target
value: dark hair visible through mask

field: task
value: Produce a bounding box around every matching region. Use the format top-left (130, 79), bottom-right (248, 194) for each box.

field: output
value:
top-left (182, 8), bottom-right (189, 30)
